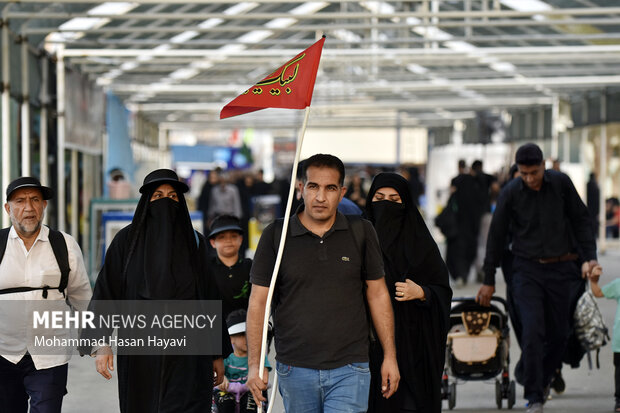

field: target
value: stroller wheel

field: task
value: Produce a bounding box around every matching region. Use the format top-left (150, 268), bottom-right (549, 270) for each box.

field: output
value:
top-left (448, 382), bottom-right (456, 410)
top-left (507, 380), bottom-right (516, 409)
top-left (495, 380), bottom-right (503, 409)
top-left (441, 372), bottom-right (450, 400)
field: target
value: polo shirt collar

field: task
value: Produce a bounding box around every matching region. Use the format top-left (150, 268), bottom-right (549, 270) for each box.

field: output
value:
top-left (289, 204), bottom-right (348, 237)
top-left (214, 255), bottom-right (242, 266)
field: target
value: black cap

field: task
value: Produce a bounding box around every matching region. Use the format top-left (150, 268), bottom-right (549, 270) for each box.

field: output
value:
top-left (139, 169), bottom-right (189, 194)
top-left (208, 215), bottom-right (243, 239)
top-left (226, 309), bottom-right (247, 335)
top-left (6, 177), bottom-right (54, 201)
top-left (108, 167), bottom-right (125, 178)
top-left (515, 143), bottom-right (543, 166)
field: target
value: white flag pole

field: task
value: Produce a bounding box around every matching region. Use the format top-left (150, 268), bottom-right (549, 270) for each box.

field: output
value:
top-left (266, 373), bottom-right (279, 413)
top-left (257, 106), bottom-right (311, 413)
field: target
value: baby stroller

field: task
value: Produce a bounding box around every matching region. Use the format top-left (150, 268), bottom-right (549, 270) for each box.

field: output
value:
top-left (441, 296), bottom-right (516, 410)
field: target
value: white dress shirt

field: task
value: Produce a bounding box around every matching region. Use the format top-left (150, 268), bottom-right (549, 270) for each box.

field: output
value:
top-left (0, 225), bottom-right (92, 369)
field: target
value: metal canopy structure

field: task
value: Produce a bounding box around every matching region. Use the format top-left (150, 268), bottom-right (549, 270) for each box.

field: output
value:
top-left (3, 0), bottom-right (620, 131)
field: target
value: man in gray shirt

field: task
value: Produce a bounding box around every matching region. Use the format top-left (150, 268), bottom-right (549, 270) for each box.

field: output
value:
top-left (208, 173), bottom-right (242, 220)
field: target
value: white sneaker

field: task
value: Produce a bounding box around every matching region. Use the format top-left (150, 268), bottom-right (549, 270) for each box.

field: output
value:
top-left (526, 402), bottom-right (543, 413)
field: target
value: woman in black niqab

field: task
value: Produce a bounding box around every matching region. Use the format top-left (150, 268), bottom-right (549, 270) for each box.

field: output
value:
top-left (366, 172), bottom-right (452, 413)
top-left (89, 169), bottom-right (232, 413)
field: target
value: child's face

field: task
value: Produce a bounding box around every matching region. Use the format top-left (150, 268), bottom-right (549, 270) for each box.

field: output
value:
top-left (210, 231), bottom-right (243, 258)
top-left (230, 332), bottom-right (247, 353)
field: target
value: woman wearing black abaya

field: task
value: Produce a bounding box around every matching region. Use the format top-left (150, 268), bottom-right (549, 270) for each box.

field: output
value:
top-left (90, 169), bottom-right (232, 413)
top-left (366, 173), bottom-right (452, 413)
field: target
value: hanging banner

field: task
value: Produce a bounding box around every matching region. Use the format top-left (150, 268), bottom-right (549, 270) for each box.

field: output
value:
top-left (65, 70), bottom-right (105, 154)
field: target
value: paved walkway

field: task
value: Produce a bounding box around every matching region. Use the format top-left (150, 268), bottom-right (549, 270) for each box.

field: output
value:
top-left (62, 251), bottom-right (620, 412)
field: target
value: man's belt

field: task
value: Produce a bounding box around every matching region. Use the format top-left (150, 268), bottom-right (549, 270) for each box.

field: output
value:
top-left (535, 253), bottom-right (579, 264)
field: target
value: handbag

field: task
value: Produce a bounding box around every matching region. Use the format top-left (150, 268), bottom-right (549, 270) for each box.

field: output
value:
top-left (573, 283), bottom-right (609, 368)
top-left (435, 194), bottom-right (458, 239)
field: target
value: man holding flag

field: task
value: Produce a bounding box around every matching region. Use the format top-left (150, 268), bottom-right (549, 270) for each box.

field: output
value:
top-left (246, 154), bottom-right (399, 412)
top-left (220, 36), bottom-right (397, 411)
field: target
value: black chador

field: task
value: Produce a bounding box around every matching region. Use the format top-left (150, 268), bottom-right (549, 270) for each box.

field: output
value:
top-left (366, 173), bottom-right (452, 413)
top-left (89, 169), bottom-right (232, 413)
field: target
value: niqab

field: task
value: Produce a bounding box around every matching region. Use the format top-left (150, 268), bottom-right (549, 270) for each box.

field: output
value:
top-left (124, 186), bottom-right (199, 300)
top-left (366, 172), bottom-right (452, 413)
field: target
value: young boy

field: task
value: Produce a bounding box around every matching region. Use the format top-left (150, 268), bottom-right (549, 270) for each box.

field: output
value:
top-left (208, 215), bottom-right (253, 318)
top-left (214, 309), bottom-right (271, 413)
top-left (589, 265), bottom-right (618, 411)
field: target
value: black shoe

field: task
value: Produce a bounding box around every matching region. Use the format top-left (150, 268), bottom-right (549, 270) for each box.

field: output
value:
top-left (551, 370), bottom-right (565, 394)
top-left (543, 384), bottom-right (551, 404)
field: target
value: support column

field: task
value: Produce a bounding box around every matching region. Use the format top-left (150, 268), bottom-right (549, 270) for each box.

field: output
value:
top-left (2, 18), bottom-right (11, 227)
top-left (600, 93), bottom-right (608, 250)
top-left (56, 45), bottom-right (66, 232)
top-left (70, 149), bottom-right (78, 239)
top-left (395, 111), bottom-right (401, 165)
top-left (158, 127), bottom-right (167, 168)
top-left (551, 95), bottom-right (560, 160)
top-left (20, 37), bottom-right (30, 176)
top-left (40, 56), bottom-right (49, 225)
top-left (82, 153), bottom-right (91, 274)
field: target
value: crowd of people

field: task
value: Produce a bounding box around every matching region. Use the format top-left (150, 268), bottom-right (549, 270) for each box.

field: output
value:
top-left (0, 143), bottom-right (617, 413)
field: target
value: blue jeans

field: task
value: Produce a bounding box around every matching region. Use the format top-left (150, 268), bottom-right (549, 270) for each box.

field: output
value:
top-left (276, 361), bottom-right (370, 413)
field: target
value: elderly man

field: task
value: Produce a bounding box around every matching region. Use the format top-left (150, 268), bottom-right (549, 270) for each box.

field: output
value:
top-left (0, 177), bottom-right (92, 413)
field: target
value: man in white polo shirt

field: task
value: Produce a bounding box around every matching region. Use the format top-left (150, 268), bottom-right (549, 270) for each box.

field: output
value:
top-left (0, 177), bottom-right (92, 413)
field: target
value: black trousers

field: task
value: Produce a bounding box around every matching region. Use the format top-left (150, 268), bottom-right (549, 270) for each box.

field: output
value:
top-left (501, 250), bottom-right (523, 347)
top-left (0, 354), bottom-right (68, 413)
top-left (615, 352), bottom-right (620, 401)
top-left (511, 257), bottom-right (582, 404)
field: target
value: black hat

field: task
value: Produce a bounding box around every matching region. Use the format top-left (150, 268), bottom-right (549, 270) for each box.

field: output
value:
top-left (139, 169), bottom-right (189, 194)
top-left (226, 309), bottom-right (247, 335)
top-left (208, 215), bottom-right (243, 239)
top-left (515, 143), bottom-right (543, 166)
top-left (6, 177), bottom-right (54, 201)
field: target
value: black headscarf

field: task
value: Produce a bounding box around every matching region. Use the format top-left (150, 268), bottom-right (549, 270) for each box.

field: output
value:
top-left (124, 182), bottom-right (199, 299)
top-left (366, 172), bottom-right (452, 413)
top-left (366, 173), bottom-right (439, 285)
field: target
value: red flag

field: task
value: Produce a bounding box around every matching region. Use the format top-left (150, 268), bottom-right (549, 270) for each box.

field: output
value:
top-left (220, 36), bottom-right (325, 119)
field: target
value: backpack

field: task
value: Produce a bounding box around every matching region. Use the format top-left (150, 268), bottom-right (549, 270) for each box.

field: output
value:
top-left (0, 226), bottom-right (70, 299)
top-left (573, 285), bottom-right (610, 368)
top-left (435, 194), bottom-right (458, 239)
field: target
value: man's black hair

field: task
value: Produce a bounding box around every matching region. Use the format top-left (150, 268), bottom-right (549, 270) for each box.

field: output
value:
top-left (471, 160), bottom-right (483, 172)
top-left (458, 159), bottom-right (466, 169)
top-left (301, 154), bottom-right (345, 186)
top-left (515, 143), bottom-right (544, 166)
